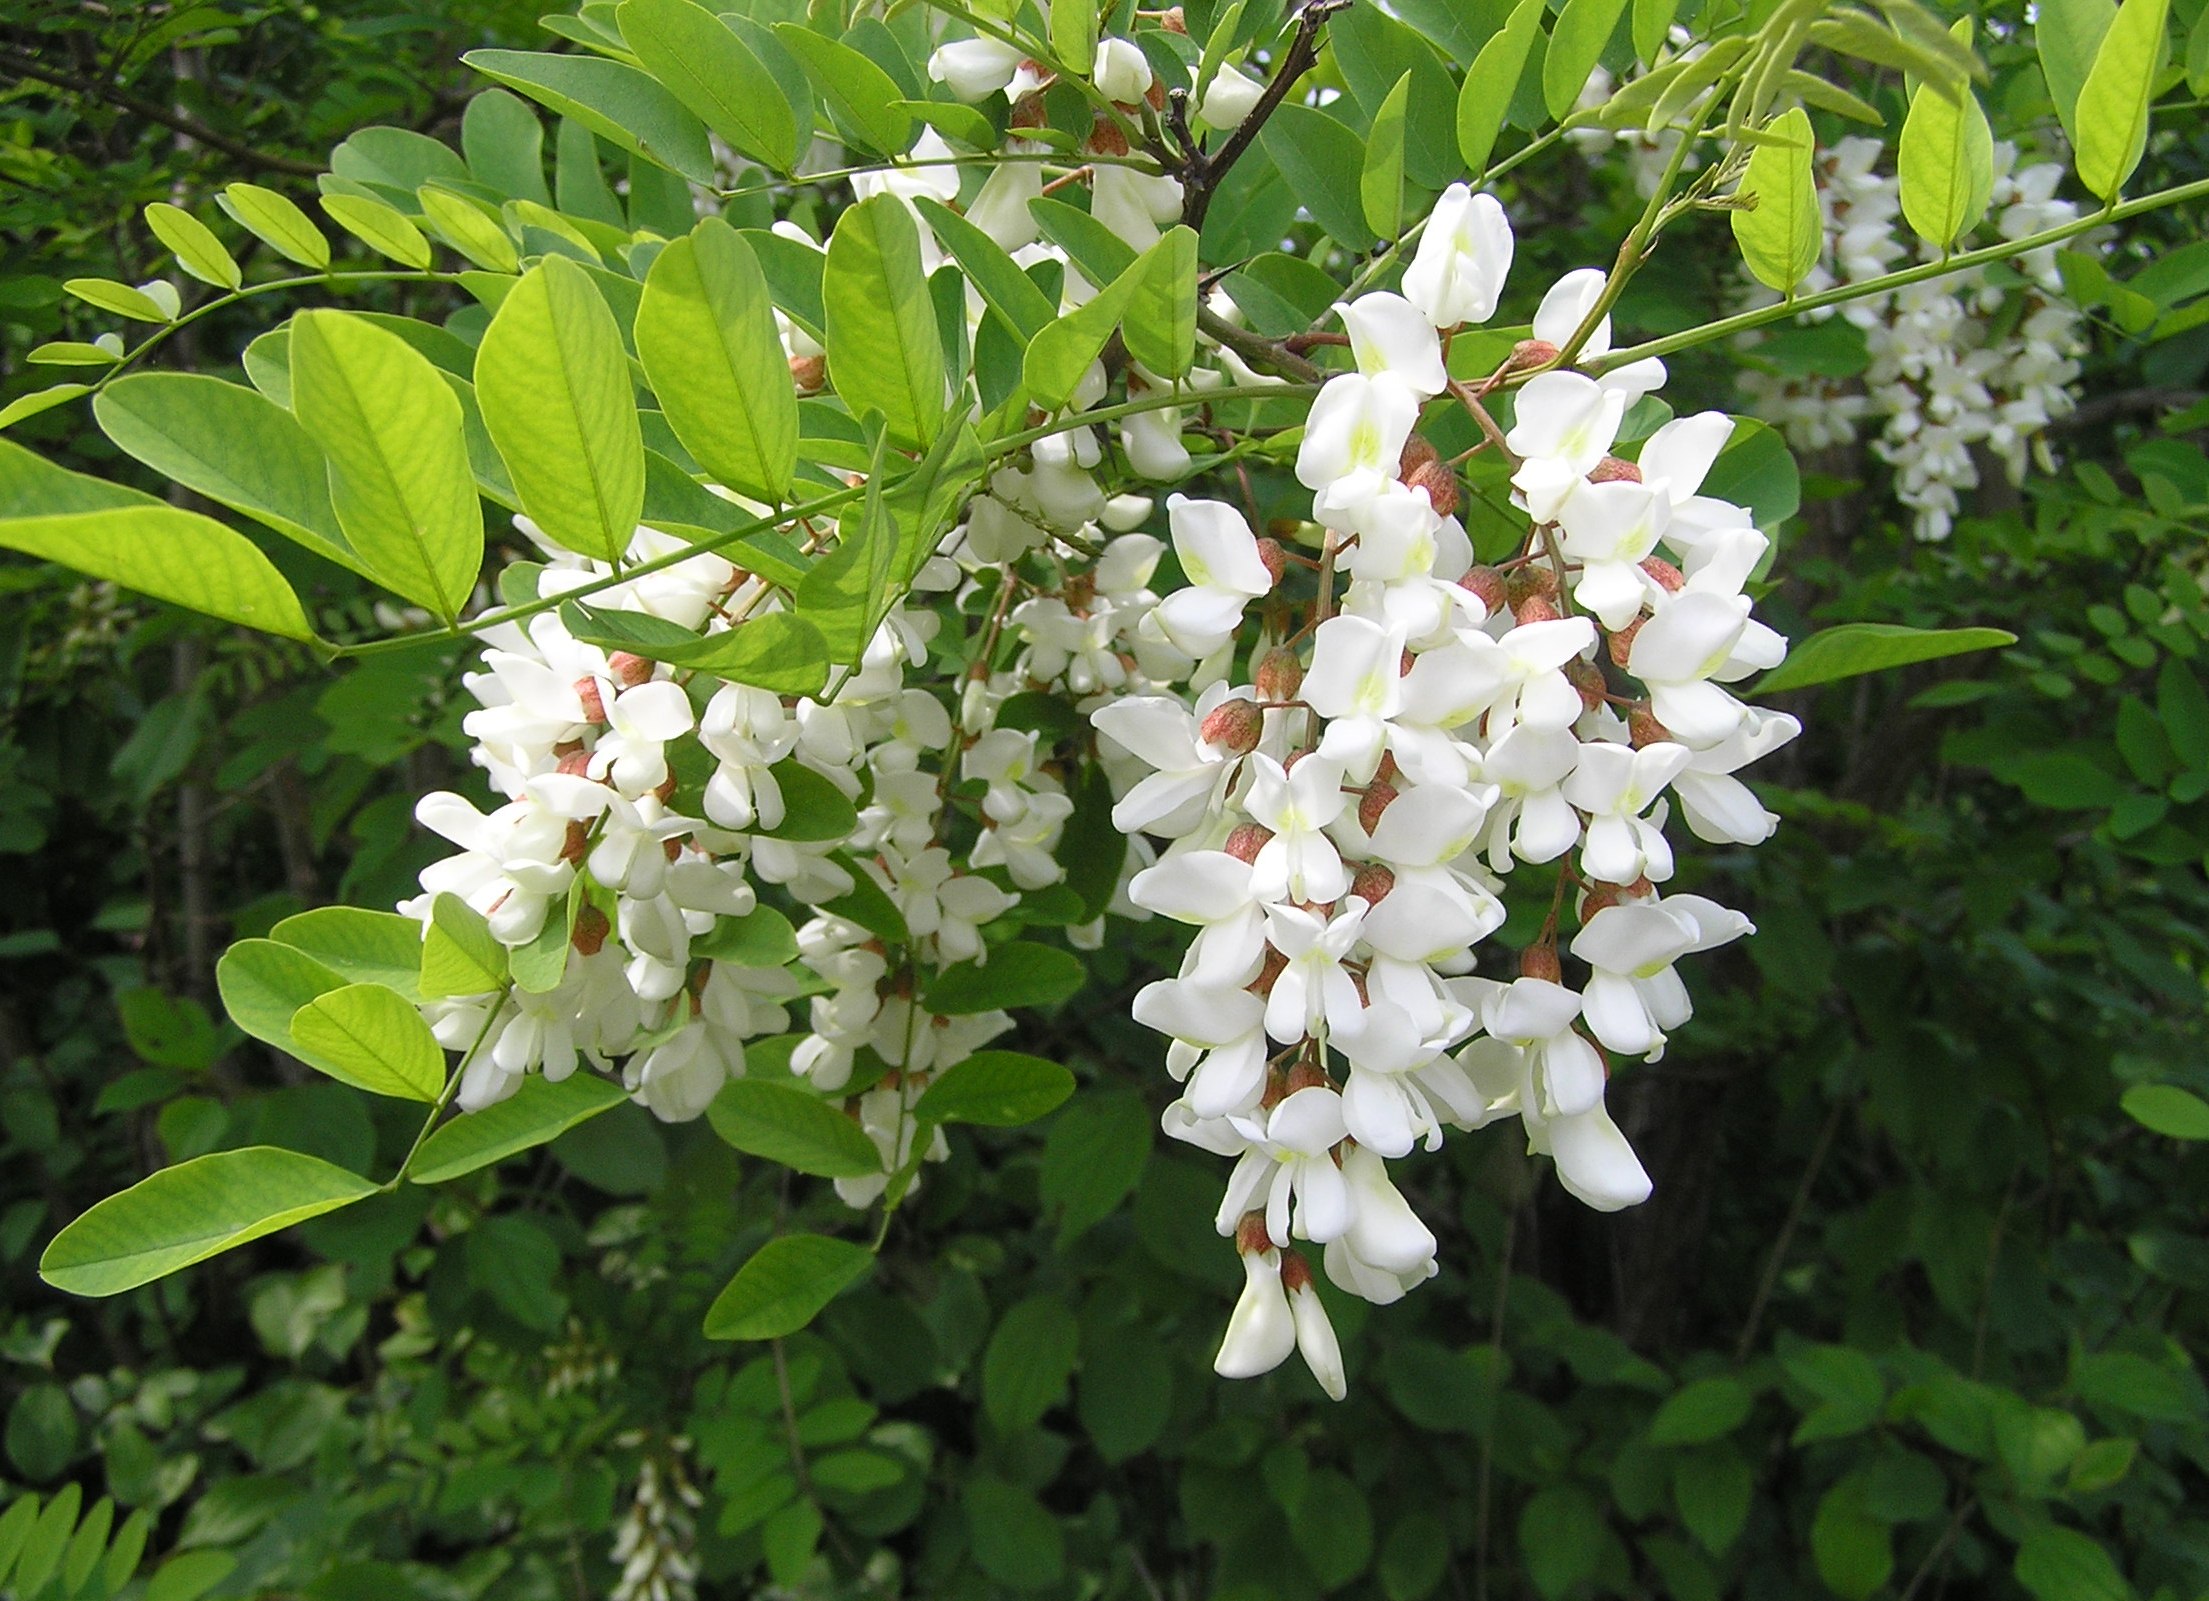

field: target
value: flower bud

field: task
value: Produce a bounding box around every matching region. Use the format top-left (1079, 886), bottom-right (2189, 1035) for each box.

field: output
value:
top-left (556, 748), bottom-right (593, 778)
top-left (1159, 6), bottom-right (1187, 31)
top-left (1349, 862), bottom-right (1395, 906)
top-left (1565, 655), bottom-right (1607, 713)
top-left (1279, 1248), bottom-right (1314, 1292)
top-left (1009, 89), bottom-right (1049, 130)
top-left (607, 651), bottom-right (654, 688)
top-left (1249, 945), bottom-right (1288, 996)
top-left (1253, 537), bottom-right (1289, 588)
top-left (1285, 1060), bottom-right (1331, 1096)
top-left (1580, 881), bottom-right (1623, 919)
top-left (1627, 706), bottom-right (1671, 748)
top-left (1505, 564), bottom-right (1558, 608)
top-left (1215, 1248), bottom-right (1297, 1381)
top-left (574, 677), bottom-right (607, 723)
top-left (1284, 1256), bottom-right (1346, 1401)
top-left (561, 819), bottom-right (591, 864)
top-left (1145, 78), bottom-right (1166, 111)
top-left (1198, 696), bottom-right (1263, 755)
top-left (1087, 113), bottom-right (1131, 158)
top-left (1589, 455), bottom-right (1642, 484)
top-left (1225, 822), bottom-right (1273, 863)
top-left (571, 904), bottom-right (611, 956)
top-left (1607, 617), bottom-right (1643, 668)
top-left (1514, 593), bottom-right (1560, 626)
top-left (1520, 943), bottom-right (1562, 983)
top-left (1233, 1212), bottom-right (1274, 1256)
top-left (1399, 432), bottom-right (1458, 516)
top-left (789, 353), bottom-right (826, 394)
top-left (1509, 338), bottom-right (1560, 372)
top-left (1255, 646), bottom-right (1304, 702)
top-left (1639, 556), bottom-right (1685, 592)
top-left (1357, 779), bottom-right (1398, 835)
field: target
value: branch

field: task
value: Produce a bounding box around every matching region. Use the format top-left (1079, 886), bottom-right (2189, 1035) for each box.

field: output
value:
top-left (1198, 303), bottom-right (1325, 383)
top-left (1179, 0), bottom-right (1350, 233)
top-left (0, 46), bottom-right (324, 177)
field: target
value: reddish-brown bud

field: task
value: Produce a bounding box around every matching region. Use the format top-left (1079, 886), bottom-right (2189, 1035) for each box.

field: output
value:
top-left (1234, 1211), bottom-right (1275, 1255)
top-left (1639, 556), bottom-right (1685, 593)
top-left (1580, 881), bottom-right (1624, 919)
top-left (1509, 338), bottom-right (1561, 372)
top-left (1225, 822), bottom-right (1273, 864)
top-left (1608, 617), bottom-right (1644, 668)
top-left (662, 837), bottom-right (684, 862)
top-left (1249, 945), bottom-right (1289, 996)
top-left (1198, 696), bottom-right (1264, 756)
top-left (654, 773), bottom-right (679, 804)
top-left (1627, 706), bottom-right (1671, 748)
top-left (1566, 655), bottom-right (1608, 712)
top-left (607, 651), bottom-right (654, 688)
top-left (1459, 564), bottom-right (1508, 616)
top-left (1349, 862), bottom-right (1396, 906)
top-left (1515, 593), bottom-right (1560, 626)
top-left (1506, 564), bottom-right (1559, 608)
top-left (1010, 89), bottom-right (1049, 130)
top-left (1520, 943), bottom-right (1562, 983)
top-left (574, 676), bottom-right (607, 723)
top-left (1589, 455), bottom-right (1642, 484)
top-left (1279, 1249), bottom-right (1314, 1292)
top-left (556, 748), bottom-right (593, 778)
top-left (1158, 6), bottom-right (1188, 32)
top-left (1087, 114), bottom-right (1130, 157)
top-left (1285, 1061), bottom-right (1331, 1096)
top-left (1405, 454), bottom-right (1460, 517)
top-left (561, 819), bottom-right (591, 863)
top-left (1253, 537), bottom-right (1289, 587)
top-left (1144, 79), bottom-right (1166, 111)
top-left (571, 904), bottom-right (611, 956)
top-left (789, 353), bottom-right (826, 394)
top-left (1256, 646), bottom-right (1304, 702)
top-left (1357, 779), bottom-right (1399, 835)
top-left (1400, 432), bottom-right (1442, 477)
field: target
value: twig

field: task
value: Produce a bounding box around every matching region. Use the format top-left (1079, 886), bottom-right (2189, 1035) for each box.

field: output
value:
top-left (1179, 0), bottom-right (1350, 232)
top-left (0, 46), bottom-right (323, 177)
top-left (1733, 1094), bottom-right (1847, 1362)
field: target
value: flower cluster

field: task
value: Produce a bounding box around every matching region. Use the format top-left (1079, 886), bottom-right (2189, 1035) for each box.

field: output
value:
top-left (1738, 136), bottom-right (2088, 541)
top-left (1096, 185), bottom-right (1797, 1398)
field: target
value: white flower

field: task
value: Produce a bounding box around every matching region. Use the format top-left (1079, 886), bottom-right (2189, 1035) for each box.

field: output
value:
top-left (1147, 495), bottom-right (1275, 658)
top-left (1673, 708), bottom-right (1799, 845)
top-left (1128, 849), bottom-right (1266, 987)
top-left (1625, 591), bottom-right (1757, 747)
top-left (1260, 900), bottom-right (1369, 1045)
top-left (1286, 1256), bottom-right (1346, 1400)
top-left (1216, 1086), bottom-right (1353, 1244)
top-left (589, 679), bottom-right (695, 797)
top-left (1214, 1248), bottom-right (1297, 1380)
top-left (1092, 682), bottom-right (1253, 836)
top-left (1561, 740), bottom-right (1691, 885)
top-left (1553, 411), bottom-right (1735, 628)
top-left (927, 35), bottom-right (1025, 102)
top-left (1479, 724), bottom-right (1583, 870)
top-left (1092, 37), bottom-right (1153, 102)
top-left (1506, 371), bottom-right (1628, 522)
top-left (1402, 185), bottom-right (1515, 330)
top-left (1196, 61), bottom-right (1266, 129)
top-left (1302, 614), bottom-right (1407, 780)
top-left (1135, 978), bottom-right (1270, 1118)
top-left (1570, 894), bottom-right (1750, 1060)
top-left (626, 1020), bottom-right (734, 1122)
top-left (1322, 1145), bottom-right (1439, 1302)
top-left (407, 792), bottom-right (575, 946)
top-left (1242, 754), bottom-right (1352, 902)
top-left (1532, 267), bottom-right (1668, 400)
top-left (1296, 373), bottom-right (1421, 524)
top-left (1335, 293), bottom-right (1449, 396)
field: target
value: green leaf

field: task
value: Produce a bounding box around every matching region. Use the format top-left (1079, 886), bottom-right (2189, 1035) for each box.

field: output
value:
top-left (289, 308), bottom-right (482, 619)
top-left (216, 937), bottom-right (347, 1066)
top-left (1050, 0), bottom-right (1100, 76)
top-left (1783, 1344), bottom-right (1886, 1443)
top-left (1996, 1403), bottom-right (2089, 1490)
top-left (269, 907), bottom-right (424, 999)
top-left (1897, 22), bottom-right (1995, 249)
top-left (704, 1233), bottom-right (873, 1339)
top-left (561, 600), bottom-right (831, 695)
top-left (463, 49), bottom-right (715, 184)
top-left (476, 256), bottom-right (642, 568)
top-left (463, 88), bottom-right (553, 206)
top-left (318, 193), bottom-right (432, 268)
top-left (707, 1079), bottom-right (885, 1176)
top-left (289, 983), bottom-right (447, 1102)
top-left (0, 504), bottom-right (314, 640)
top-left (416, 185), bottom-right (519, 272)
top-left (102, 1508), bottom-right (152, 1593)
top-left (692, 905), bottom-right (799, 967)
top-left (1362, 72), bottom-right (1413, 240)
top-left (2014, 1526), bottom-right (2133, 1601)
top-left (2075, 0), bottom-right (2171, 201)
top-left (144, 202), bottom-right (240, 290)
top-left (6, 1384), bottom-right (78, 1481)
top-left (823, 195), bottom-right (946, 448)
top-left (982, 1295), bottom-right (1079, 1430)
top-left (1029, 195), bottom-right (1137, 286)
top-left (421, 892), bottom-right (509, 998)
top-left (913, 198), bottom-right (1057, 341)
top-left (2039, 0), bottom-right (2119, 145)
top-left (1810, 1478), bottom-right (1893, 1601)
top-left (618, 0), bottom-right (798, 172)
top-left (1025, 252), bottom-right (1147, 412)
top-left (1731, 107), bottom-right (1819, 293)
top-left (921, 943), bottom-right (1085, 1015)
top-left (0, 383), bottom-right (91, 429)
top-left (773, 24), bottom-right (913, 158)
top-left (218, 182), bottom-right (329, 269)
top-left (1633, 0), bottom-right (1682, 61)
top-left (1647, 1375), bottom-right (1753, 1445)
top-left (40, 1147), bottom-right (378, 1297)
top-left (65, 277), bottom-right (173, 322)
top-left (58, 1494), bottom-right (112, 1597)
top-left (2120, 1083), bottom-right (2209, 1138)
top-left (144, 1551), bottom-right (236, 1601)
top-left (94, 373), bottom-right (361, 573)
top-left (1259, 104), bottom-right (1372, 247)
top-left (1039, 1087), bottom-right (1150, 1245)
top-left (409, 1072), bottom-right (630, 1182)
top-left (1518, 1484), bottom-right (1606, 1599)
top-left (915, 1051), bottom-right (1075, 1127)
top-left (964, 1476), bottom-right (1066, 1589)
top-left (1755, 623), bottom-right (2016, 694)
top-left (637, 219), bottom-right (797, 501)
top-left (1545, 0), bottom-right (1630, 119)
top-left (11, 1486), bottom-right (78, 1599)
top-left (1672, 1450), bottom-right (1753, 1554)
top-left (754, 759), bottom-right (861, 842)
top-left (0, 1490), bottom-right (38, 1582)
top-left (1125, 224), bottom-right (1199, 380)
top-left (2157, 658), bottom-right (2209, 768)
top-left (1458, 0), bottom-right (1546, 173)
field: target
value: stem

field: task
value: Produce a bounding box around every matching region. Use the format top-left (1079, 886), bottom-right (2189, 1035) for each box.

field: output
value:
top-left (1180, 0), bottom-right (1350, 233)
top-left (1593, 173), bottom-right (2209, 374)
top-left (0, 46), bottom-right (324, 177)
top-left (390, 984), bottom-right (512, 1188)
top-left (715, 147), bottom-right (1160, 202)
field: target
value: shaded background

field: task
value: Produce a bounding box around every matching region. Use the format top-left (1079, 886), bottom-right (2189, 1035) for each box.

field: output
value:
top-left (1, 2), bottom-right (2206, 1597)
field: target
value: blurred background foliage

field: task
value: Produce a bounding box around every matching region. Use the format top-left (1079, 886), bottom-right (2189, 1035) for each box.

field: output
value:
top-left (2, 1), bottom-right (2207, 1598)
